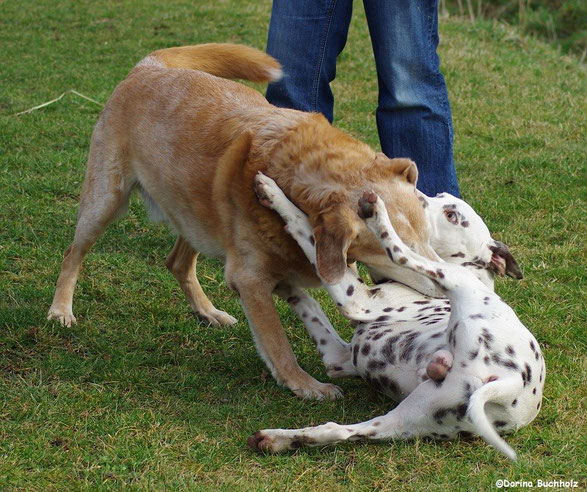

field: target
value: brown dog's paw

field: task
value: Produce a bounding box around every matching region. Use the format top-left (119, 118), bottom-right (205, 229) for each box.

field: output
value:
top-left (357, 191), bottom-right (377, 219)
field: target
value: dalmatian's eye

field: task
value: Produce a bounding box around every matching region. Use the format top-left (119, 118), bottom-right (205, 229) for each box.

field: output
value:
top-left (444, 210), bottom-right (459, 225)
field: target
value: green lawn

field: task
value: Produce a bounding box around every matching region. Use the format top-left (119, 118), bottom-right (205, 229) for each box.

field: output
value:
top-left (1, 0), bottom-right (585, 489)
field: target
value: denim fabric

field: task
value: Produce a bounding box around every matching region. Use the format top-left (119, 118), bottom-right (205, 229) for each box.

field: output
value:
top-left (266, 0), bottom-right (460, 197)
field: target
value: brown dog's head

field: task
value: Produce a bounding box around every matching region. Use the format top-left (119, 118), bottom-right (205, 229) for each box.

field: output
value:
top-left (305, 154), bottom-right (434, 284)
top-left (261, 115), bottom-right (436, 288)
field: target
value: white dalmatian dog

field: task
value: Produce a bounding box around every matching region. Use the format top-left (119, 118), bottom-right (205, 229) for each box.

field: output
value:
top-left (249, 174), bottom-right (545, 461)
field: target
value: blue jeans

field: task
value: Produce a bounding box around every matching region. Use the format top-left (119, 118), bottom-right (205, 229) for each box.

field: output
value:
top-left (266, 0), bottom-right (460, 197)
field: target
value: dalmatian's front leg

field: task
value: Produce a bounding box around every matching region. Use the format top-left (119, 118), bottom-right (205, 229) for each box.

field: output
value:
top-left (254, 173), bottom-right (383, 322)
top-left (358, 192), bottom-right (455, 380)
top-left (274, 283), bottom-right (357, 378)
top-left (358, 192), bottom-right (456, 292)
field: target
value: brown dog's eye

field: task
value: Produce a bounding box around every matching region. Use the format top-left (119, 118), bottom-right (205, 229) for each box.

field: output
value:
top-left (444, 210), bottom-right (458, 225)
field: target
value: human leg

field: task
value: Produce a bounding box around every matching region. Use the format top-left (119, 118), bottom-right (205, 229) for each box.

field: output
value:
top-left (265, 0), bottom-right (353, 122)
top-left (363, 0), bottom-right (460, 197)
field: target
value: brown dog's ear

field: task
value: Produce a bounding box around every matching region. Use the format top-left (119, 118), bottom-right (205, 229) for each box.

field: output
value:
top-left (312, 207), bottom-right (358, 285)
top-left (489, 241), bottom-right (523, 279)
top-left (387, 157), bottom-right (418, 186)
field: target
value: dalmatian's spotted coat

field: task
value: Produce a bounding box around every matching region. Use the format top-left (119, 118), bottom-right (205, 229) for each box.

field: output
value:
top-left (249, 174), bottom-right (545, 460)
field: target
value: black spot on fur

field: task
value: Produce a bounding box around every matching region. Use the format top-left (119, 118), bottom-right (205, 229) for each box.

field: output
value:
top-left (361, 343), bottom-right (371, 356)
top-left (387, 378), bottom-right (400, 395)
top-left (372, 331), bottom-right (385, 341)
top-left (501, 359), bottom-right (519, 371)
top-left (309, 236), bottom-right (315, 246)
top-left (383, 307), bottom-right (393, 312)
top-left (456, 404), bottom-right (468, 420)
top-left (494, 420), bottom-right (508, 428)
top-left (365, 374), bottom-right (382, 391)
top-left (381, 336), bottom-right (398, 364)
top-left (511, 399), bottom-right (518, 407)
top-left (506, 345), bottom-right (515, 356)
top-left (399, 333), bottom-right (418, 362)
top-left (367, 359), bottom-right (386, 371)
top-left (433, 378), bottom-right (445, 388)
top-left (381, 232), bottom-right (389, 239)
top-left (463, 383), bottom-right (473, 399)
top-left (433, 408), bottom-right (449, 424)
top-left (451, 252), bottom-right (465, 258)
top-left (525, 362), bottom-right (532, 384)
top-left (346, 285), bottom-right (354, 296)
top-left (461, 221), bottom-right (470, 228)
top-left (367, 288), bottom-right (380, 298)
top-left (352, 344), bottom-right (359, 366)
top-left (471, 314), bottom-right (485, 320)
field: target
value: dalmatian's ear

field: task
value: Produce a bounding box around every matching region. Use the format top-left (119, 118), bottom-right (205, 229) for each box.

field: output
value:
top-left (489, 241), bottom-right (523, 279)
top-left (312, 206), bottom-right (359, 285)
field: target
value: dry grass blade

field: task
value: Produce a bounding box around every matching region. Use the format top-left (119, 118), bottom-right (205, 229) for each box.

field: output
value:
top-left (11, 90), bottom-right (103, 116)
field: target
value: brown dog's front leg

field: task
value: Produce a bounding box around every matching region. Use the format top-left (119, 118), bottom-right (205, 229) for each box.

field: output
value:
top-left (227, 263), bottom-right (342, 400)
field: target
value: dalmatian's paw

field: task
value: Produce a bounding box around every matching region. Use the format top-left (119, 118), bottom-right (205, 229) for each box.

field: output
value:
top-left (426, 349), bottom-right (454, 380)
top-left (358, 191), bottom-right (378, 219)
top-left (254, 172), bottom-right (280, 209)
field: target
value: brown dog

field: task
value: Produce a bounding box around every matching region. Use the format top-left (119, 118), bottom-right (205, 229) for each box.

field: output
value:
top-left (48, 44), bottom-right (438, 399)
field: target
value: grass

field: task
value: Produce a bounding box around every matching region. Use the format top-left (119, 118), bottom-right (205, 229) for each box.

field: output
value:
top-left (1, 0), bottom-right (585, 489)
top-left (442, 0), bottom-right (586, 57)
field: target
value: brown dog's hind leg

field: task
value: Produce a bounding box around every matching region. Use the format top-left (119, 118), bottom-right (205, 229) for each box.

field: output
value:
top-left (48, 141), bottom-right (134, 326)
top-left (165, 237), bottom-right (237, 326)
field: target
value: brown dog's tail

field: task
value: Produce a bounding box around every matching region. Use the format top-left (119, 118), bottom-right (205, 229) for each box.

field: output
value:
top-left (138, 43), bottom-right (283, 83)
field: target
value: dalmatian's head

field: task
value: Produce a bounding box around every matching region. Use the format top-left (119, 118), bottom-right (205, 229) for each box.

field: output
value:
top-left (420, 192), bottom-right (523, 289)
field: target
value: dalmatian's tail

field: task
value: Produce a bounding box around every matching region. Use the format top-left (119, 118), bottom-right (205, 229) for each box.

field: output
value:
top-left (467, 378), bottom-right (519, 461)
top-left (136, 43), bottom-right (283, 83)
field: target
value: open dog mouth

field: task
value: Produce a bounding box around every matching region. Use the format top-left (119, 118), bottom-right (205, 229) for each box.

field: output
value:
top-left (490, 253), bottom-right (507, 276)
